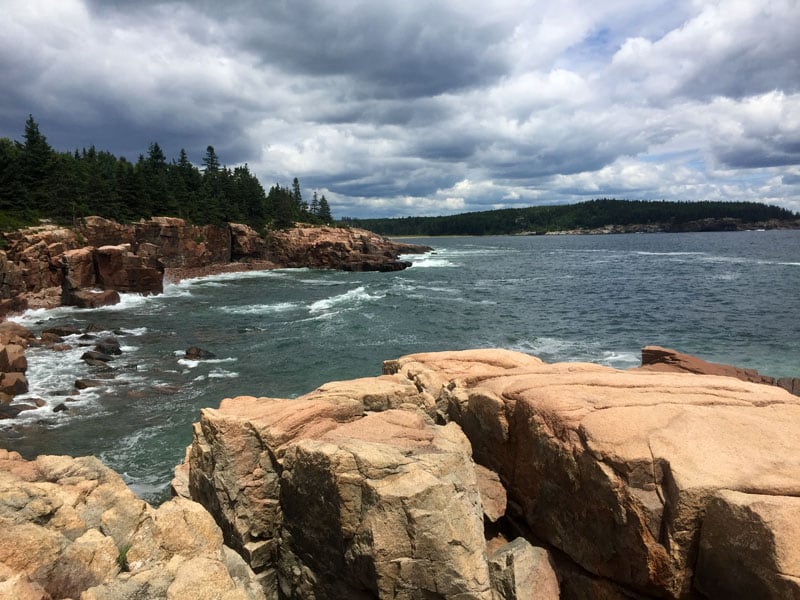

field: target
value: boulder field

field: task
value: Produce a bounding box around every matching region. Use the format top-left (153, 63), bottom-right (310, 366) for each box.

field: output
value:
top-left (0, 217), bottom-right (430, 317)
top-left (2, 348), bottom-right (799, 598)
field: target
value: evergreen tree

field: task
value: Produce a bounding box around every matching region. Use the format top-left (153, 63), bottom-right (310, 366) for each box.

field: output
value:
top-left (17, 115), bottom-right (56, 216)
top-left (0, 137), bottom-right (24, 213)
top-left (317, 194), bottom-right (332, 224)
top-left (292, 177), bottom-right (307, 213)
top-left (202, 145), bottom-right (220, 174)
top-left (310, 191), bottom-right (319, 216)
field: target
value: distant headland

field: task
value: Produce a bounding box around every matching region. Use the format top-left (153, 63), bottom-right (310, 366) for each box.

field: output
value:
top-left (345, 198), bottom-right (800, 236)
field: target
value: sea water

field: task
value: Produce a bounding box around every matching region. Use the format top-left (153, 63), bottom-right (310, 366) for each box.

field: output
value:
top-left (2, 230), bottom-right (799, 503)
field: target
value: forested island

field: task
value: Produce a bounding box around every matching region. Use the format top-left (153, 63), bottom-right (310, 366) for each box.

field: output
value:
top-left (345, 199), bottom-right (800, 236)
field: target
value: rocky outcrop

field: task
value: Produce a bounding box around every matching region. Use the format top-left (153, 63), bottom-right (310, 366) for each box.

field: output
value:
top-left (184, 374), bottom-right (554, 599)
top-left (0, 449), bottom-right (265, 600)
top-left (2, 219), bottom-right (429, 316)
top-left (181, 348), bottom-right (800, 598)
top-left (264, 226), bottom-right (430, 272)
top-left (640, 345), bottom-right (800, 396)
top-left (230, 223), bottom-right (267, 261)
top-left (384, 349), bottom-right (800, 598)
top-left (0, 322), bottom-right (32, 408)
top-left (133, 217), bottom-right (232, 268)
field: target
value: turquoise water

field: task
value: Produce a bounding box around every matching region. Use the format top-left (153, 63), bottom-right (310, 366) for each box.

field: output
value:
top-left (2, 230), bottom-right (799, 502)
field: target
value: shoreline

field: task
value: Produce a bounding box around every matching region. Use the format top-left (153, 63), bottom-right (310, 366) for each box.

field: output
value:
top-left (163, 259), bottom-right (281, 284)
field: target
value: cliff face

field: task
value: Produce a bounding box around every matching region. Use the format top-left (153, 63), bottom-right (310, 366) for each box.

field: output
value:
top-left (0, 218), bottom-right (428, 318)
top-left (180, 349), bottom-right (800, 599)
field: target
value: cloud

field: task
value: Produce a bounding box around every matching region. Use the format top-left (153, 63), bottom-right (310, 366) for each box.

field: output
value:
top-left (1, 0), bottom-right (799, 218)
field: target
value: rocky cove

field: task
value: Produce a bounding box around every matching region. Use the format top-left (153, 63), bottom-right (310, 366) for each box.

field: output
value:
top-left (0, 217), bottom-right (429, 408)
top-left (0, 341), bottom-right (799, 599)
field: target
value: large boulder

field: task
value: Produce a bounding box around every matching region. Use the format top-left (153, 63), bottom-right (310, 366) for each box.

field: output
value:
top-left (386, 349), bottom-right (800, 598)
top-left (61, 246), bottom-right (97, 290)
top-left (0, 449), bottom-right (265, 600)
top-left (230, 223), bottom-right (267, 261)
top-left (187, 384), bottom-right (497, 598)
top-left (94, 244), bottom-right (164, 295)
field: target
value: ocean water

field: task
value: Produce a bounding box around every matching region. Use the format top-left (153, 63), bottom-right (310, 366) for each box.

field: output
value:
top-left (2, 230), bottom-right (799, 503)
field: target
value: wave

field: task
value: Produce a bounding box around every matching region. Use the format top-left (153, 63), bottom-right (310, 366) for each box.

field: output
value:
top-left (408, 256), bottom-right (457, 268)
top-left (309, 286), bottom-right (385, 314)
top-left (220, 302), bottom-right (300, 315)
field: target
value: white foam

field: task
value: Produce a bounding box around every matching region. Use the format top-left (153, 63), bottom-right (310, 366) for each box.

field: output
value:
top-left (309, 286), bottom-right (384, 314)
top-left (408, 257), bottom-right (457, 268)
top-left (221, 302), bottom-right (300, 315)
top-left (208, 369), bottom-right (239, 379)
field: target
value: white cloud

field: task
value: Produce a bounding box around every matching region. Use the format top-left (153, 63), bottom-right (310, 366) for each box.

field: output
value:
top-left (0, 0), bottom-right (798, 217)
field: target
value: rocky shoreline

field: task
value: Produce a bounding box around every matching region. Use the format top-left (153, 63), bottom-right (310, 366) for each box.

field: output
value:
top-left (0, 216), bottom-right (431, 317)
top-left (0, 217), bottom-right (430, 410)
top-left (1, 345), bottom-right (799, 598)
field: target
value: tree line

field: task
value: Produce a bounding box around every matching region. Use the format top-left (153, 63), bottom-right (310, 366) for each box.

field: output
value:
top-left (345, 199), bottom-right (799, 236)
top-left (0, 116), bottom-right (333, 231)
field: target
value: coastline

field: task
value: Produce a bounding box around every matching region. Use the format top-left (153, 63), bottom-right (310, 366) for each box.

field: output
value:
top-left (163, 260), bottom-right (280, 284)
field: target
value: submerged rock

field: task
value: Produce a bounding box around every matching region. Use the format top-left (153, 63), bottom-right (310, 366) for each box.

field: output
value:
top-left (185, 347), bottom-right (216, 360)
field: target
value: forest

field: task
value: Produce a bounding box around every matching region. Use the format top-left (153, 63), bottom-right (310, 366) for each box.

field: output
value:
top-left (0, 116), bottom-right (332, 231)
top-left (345, 199), bottom-right (799, 236)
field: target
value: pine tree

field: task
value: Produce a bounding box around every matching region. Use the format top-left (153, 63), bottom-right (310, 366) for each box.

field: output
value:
top-left (310, 191), bottom-right (319, 216)
top-left (318, 194), bottom-right (332, 224)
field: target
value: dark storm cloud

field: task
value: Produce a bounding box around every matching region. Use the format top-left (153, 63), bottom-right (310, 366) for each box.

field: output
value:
top-left (3, 0), bottom-right (800, 217)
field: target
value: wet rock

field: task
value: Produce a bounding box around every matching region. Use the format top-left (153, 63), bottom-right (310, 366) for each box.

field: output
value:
top-left (42, 324), bottom-right (81, 337)
top-left (65, 289), bottom-right (121, 309)
top-left (185, 347), bottom-right (216, 360)
top-left (52, 403), bottom-right (68, 413)
top-left (0, 403), bottom-right (38, 419)
top-left (94, 336), bottom-right (122, 356)
top-left (75, 379), bottom-right (104, 390)
top-left (39, 332), bottom-right (64, 345)
top-left (0, 372), bottom-right (28, 396)
top-left (0, 322), bottom-right (35, 347)
top-left (0, 343), bottom-right (27, 373)
top-left (81, 350), bottom-right (114, 363)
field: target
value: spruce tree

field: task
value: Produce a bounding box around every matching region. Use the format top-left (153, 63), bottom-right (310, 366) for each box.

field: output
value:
top-left (318, 194), bottom-right (332, 224)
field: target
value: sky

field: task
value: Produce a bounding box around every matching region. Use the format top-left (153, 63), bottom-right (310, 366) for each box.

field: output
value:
top-left (2, 0), bottom-right (799, 219)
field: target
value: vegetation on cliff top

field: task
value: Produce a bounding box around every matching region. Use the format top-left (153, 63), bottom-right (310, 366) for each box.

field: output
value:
top-left (344, 199), bottom-right (799, 236)
top-left (0, 116), bottom-right (332, 231)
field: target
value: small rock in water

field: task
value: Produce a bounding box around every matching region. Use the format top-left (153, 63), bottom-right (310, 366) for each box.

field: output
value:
top-left (94, 337), bottom-right (122, 355)
top-left (185, 347), bottom-right (216, 360)
top-left (75, 379), bottom-right (104, 390)
top-left (81, 350), bottom-right (114, 362)
top-left (42, 325), bottom-right (81, 337)
top-left (52, 403), bottom-right (68, 413)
